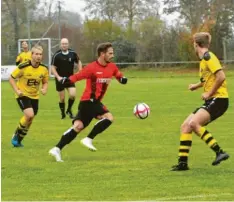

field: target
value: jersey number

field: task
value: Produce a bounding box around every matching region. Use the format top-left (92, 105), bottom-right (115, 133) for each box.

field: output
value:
top-left (27, 79), bottom-right (39, 86)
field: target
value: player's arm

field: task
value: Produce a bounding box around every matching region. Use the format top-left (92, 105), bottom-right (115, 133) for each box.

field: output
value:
top-left (9, 67), bottom-right (24, 97)
top-left (73, 60), bottom-right (83, 73)
top-left (51, 65), bottom-right (62, 81)
top-left (60, 65), bottom-right (93, 84)
top-left (205, 54), bottom-right (225, 97)
top-left (41, 68), bottom-right (49, 95)
top-left (206, 70), bottom-right (226, 97)
top-left (78, 60), bottom-right (83, 72)
top-left (188, 82), bottom-right (203, 91)
top-left (16, 54), bottom-right (21, 65)
top-left (113, 66), bottom-right (128, 84)
top-left (74, 53), bottom-right (82, 73)
top-left (51, 54), bottom-right (62, 81)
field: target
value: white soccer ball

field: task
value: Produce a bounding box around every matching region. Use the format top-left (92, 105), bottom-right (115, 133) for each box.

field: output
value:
top-left (133, 103), bottom-right (150, 119)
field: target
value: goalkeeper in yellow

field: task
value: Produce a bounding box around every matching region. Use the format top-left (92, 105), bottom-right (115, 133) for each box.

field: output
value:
top-left (172, 32), bottom-right (229, 171)
top-left (9, 45), bottom-right (49, 147)
top-left (16, 41), bottom-right (32, 65)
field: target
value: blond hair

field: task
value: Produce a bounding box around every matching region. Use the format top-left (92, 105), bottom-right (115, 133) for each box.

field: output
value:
top-left (31, 45), bottom-right (43, 53)
top-left (193, 32), bottom-right (211, 48)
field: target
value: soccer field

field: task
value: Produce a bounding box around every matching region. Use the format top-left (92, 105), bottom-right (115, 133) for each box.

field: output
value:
top-left (1, 70), bottom-right (234, 201)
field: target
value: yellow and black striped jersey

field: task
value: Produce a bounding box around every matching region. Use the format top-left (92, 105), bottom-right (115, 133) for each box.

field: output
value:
top-left (16, 51), bottom-right (32, 65)
top-left (11, 61), bottom-right (49, 99)
top-left (199, 51), bottom-right (228, 98)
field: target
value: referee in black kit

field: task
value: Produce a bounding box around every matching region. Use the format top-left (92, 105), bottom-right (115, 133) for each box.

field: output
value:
top-left (51, 38), bottom-right (82, 119)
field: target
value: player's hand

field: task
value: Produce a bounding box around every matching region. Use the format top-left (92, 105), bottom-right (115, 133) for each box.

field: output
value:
top-left (120, 77), bottom-right (128, 84)
top-left (59, 77), bottom-right (71, 85)
top-left (57, 76), bottom-right (63, 82)
top-left (40, 88), bottom-right (47, 95)
top-left (188, 84), bottom-right (198, 91)
top-left (16, 89), bottom-right (23, 97)
top-left (201, 92), bottom-right (211, 100)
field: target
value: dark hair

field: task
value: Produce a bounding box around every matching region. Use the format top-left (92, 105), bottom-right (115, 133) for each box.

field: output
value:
top-left (97, 42), bottom-right (112, 56)
top-left (21, 41), bottom-right (28, 44)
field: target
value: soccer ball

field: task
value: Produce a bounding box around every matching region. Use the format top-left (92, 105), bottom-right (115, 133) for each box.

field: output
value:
top-left (133, 103), bottom-right (150, 119)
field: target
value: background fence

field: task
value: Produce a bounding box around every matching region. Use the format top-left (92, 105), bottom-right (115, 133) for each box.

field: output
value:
top-left (1, 0), bottom-right (234, 67)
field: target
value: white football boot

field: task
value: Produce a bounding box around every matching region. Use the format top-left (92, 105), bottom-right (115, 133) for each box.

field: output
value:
top-left (80, 137), bottom-right (97, 151)
top-left (49, 147), bottom-right (64, 162)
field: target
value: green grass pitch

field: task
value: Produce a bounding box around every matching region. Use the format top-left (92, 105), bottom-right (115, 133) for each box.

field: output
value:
top-left (1, 69), bottom-right (234, 201)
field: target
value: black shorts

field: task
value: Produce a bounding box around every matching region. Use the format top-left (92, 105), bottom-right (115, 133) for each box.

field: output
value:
top-left (55, 78), bottom-right (75, 92)
top-left (73, 100), bottom-right (109, 128)
top-left (17, 96), bottom-right (39, 115)
top-left (193, 98), bottom-right (229, 123)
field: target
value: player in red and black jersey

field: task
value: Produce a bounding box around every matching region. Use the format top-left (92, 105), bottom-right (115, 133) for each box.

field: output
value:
top-left (49, 42), bottom-right (128, 162)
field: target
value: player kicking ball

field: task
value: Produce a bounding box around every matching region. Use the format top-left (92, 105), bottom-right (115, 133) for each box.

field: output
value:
top-left (49, 42), bottom-right (128, 162)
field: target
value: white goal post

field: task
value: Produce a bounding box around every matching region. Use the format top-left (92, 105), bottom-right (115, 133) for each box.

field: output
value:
top-left (18, 38), bottom-right (59, 77)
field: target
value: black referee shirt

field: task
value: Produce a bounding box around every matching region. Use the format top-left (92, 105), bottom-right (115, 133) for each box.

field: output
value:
top-left (51, 49), bottom-right (79, 77)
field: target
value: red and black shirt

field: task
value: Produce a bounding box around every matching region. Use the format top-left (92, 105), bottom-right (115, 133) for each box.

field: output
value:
top-left (69, 61), bottom-right (123, 101)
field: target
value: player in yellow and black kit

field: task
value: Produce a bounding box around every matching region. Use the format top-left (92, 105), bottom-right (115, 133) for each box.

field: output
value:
top-left (171, 32), bottom-right (229, 171)
top-left (9, 45), bottom-right (49, 147)
top-left (16, 41), bottom-right (32, 65)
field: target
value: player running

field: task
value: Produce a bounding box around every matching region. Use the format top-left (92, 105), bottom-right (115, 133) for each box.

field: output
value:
top-left (49, 42), bottom-right (128, 162)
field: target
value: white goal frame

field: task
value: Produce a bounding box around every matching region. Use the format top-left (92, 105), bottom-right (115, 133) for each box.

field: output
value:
top-left (18, 38), bottom-right (52, 65)
top-left (18, 38), bottom-right (60, 77)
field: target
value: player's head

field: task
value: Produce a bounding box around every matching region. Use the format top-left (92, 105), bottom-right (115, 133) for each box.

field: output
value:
top-left (31, 45), bottom-right (43, 64)
top-left (60, 38), bottom-right (69, 51)
top-left (97, 42), bottom-right (114, 63)
top-left (21, 41), bottom-right (29, 50)
top-left (193, 32), bottom-right (211, 54)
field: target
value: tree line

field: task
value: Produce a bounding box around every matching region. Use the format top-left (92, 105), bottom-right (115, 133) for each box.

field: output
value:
top-left (1, 0), bottom-right (234, 65)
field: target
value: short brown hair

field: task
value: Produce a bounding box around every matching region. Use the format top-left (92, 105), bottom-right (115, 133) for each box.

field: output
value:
top-left (97, 42), bottom-right (112, 56)
top-left (21, 40), bottom-right (28, 44)
top-left (193, 32), bottom-right (211, 48)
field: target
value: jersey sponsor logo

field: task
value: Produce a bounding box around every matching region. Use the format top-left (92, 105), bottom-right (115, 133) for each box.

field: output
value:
top-left (96, 72), bottom-right (103, 74)
top-left (97, 78), bottom-right (111, 84)
top-left (27, 79), bottom-right (39, 86)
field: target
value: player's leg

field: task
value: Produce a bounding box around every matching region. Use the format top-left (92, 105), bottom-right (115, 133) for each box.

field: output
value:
top-left (66, 86), bottom-right (76, 119)
top-left (189, 99), bottom-right (229, 166)
top-left (81, 102), bottom-right (113, 151)
top-left (49, 120), bottom-right (85, 162)
top-left (171, 113), bottom-right (193, 171)
top-left (58, 90), bottom-right (66, 119)
top-left (49, 101), bottom-right (93, 161)
top-left (56, 79), bottom-right (66, 119)
top-left (12, 97), bottom-right (35, 147)
top-left (24, 99), bottom-right (39, 137)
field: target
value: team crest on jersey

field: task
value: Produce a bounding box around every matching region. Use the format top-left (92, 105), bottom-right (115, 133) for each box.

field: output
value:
top-left (69, 58), bottom-right (72, 62)
top-left (39, 74), bottom-right (44, 79)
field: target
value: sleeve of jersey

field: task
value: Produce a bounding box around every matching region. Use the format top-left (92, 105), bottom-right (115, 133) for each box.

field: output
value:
top-left (51, 54), bottom-right (58, 66)
top-left (69, 65), bottom-right (93, 83)
top-left (16, 55), bottom-right (21, 65)
top-left (11, 67), bottom-right (22, 79)
top-left (43, 69), bottom-right (49, 83)
top-left (206, 55), bottom-right (222, 74)
top-left (74, 53), bottom-right (79, 63)
top-left (114, 65), bottom-right (123, 81)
